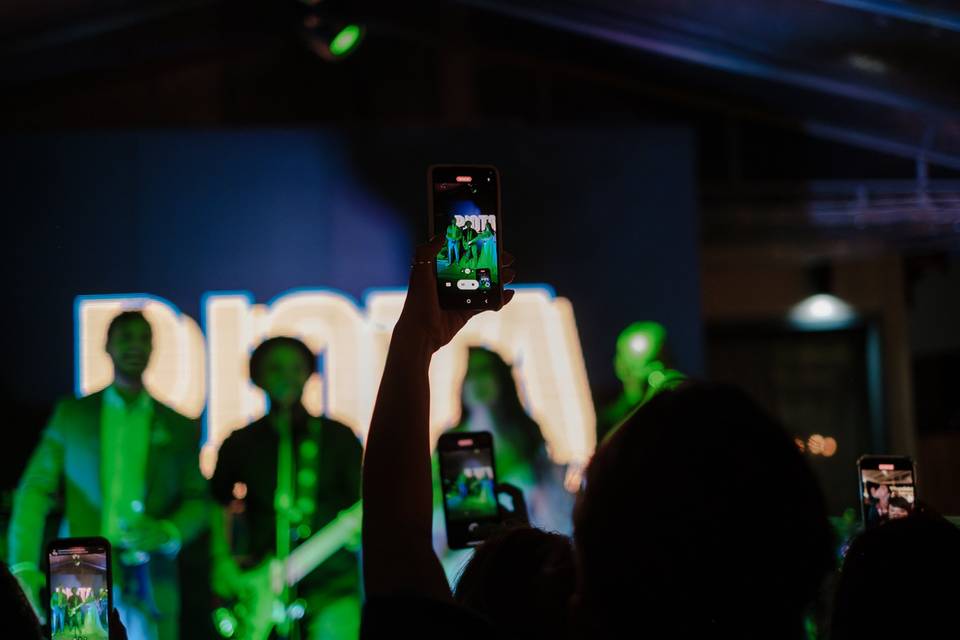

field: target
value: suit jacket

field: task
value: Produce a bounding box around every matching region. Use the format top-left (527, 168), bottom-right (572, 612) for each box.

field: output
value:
top-left (8, 389), bottom-right (208, 612)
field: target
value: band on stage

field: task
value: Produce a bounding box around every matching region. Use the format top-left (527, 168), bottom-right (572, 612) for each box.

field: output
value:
top-left (7, 310), bottom-right (677, 639)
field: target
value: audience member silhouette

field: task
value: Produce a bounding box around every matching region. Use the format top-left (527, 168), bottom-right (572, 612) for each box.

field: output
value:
top-left (453, 526), bottom-right (576, 639)
top-left (362, 240), bottom-right (836, 639)
top-left (573, 383), bottom-right (835, 638)
top-left (831, 511), bottom-right (960, 639)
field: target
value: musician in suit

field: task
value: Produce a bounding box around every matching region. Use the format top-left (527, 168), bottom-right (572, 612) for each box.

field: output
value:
top-left (210, 336), bottom-right (362, 640)
top-left (445, 221), bottom-right (463, 266)
top-left (8, 310), bottom-right (208, 640)
top-left (461, 219), bottom-right (479, 266)
top-left (66, 588), bottom-right (82, 637)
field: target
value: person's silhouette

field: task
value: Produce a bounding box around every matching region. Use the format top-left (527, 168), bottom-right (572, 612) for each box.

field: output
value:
top-left (831, 512), bottom-right (960, 639)
top-left (574, 383), bottom-right (835, 638)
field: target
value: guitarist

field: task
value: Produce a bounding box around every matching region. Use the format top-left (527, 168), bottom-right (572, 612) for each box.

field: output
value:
top-left (210, 336), bottom-right (363, 639)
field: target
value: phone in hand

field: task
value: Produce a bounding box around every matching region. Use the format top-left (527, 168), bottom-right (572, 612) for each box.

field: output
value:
top-left (427, 165), bottom-right (503, 310)
top-left (857, 455), bottom-right (917, 529)
top-left (47, 537), bottom-right (114, 639)
top-left (438, 431), bottom-right (501, 549)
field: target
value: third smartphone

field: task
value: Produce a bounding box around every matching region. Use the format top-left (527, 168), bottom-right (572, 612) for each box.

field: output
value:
top-left (427, 165), bottom-right (503, 310)
top-left (47, 536), bottom-right (113, 639)
top-left (857, 455), bottom-right (917, 529)
top-left (438, 431), bottom-right (501, 549)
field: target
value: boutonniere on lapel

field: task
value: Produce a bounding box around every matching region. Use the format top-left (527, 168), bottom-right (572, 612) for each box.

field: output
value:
top-left (151, 422), bottom-right (172, 447)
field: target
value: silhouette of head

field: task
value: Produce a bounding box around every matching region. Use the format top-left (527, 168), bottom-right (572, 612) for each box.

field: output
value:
top-left (574, 382), bottom-right (834, 637)
top-left (832, 512), bottom-right (960, 638)
top-left (455, 526), bottom-right (576, 639)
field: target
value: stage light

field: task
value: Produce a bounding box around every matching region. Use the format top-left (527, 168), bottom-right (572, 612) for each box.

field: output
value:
top-left (800, 434), bottom-right (838, 457)
top-left (288, 599), bottom-right (307, 621)
top-left (848, 53), bottom-right (887, 75)
top-left (629, 334), bottom-right (650, 356)
top-left (789, 294), bottom-right (855, 329)
top-left (232, 482), bottom-right (248, 500)
top-left (822, 437), bottom-right (838, 457)
top-left (329, 24), bottom-right (362, 56)
top-left (790, 263), bottom-right (856, 329)
top-left (807, 434), bottom-right (825, 455)
top-left (302, 13), bottom-right (365, 61)
top-left (213, 608), bottom-right (237, 638)
top-left (617, 321), bottom-right (665, 365)
top-left (647, 369), bottom-right (666, 389)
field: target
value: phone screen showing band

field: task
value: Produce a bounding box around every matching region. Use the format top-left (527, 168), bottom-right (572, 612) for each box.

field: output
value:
top-left (438, 432), bottom-right (500, 548)
top-left (430, 166), bottom-right (501, 310)
top-left (48, 539), bottom-right (112, 639)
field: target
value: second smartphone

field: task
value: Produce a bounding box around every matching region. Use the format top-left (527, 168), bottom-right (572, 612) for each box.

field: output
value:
top-left (47, 536), bottom-right (114, 639)
top-left (438, 431), bottom-right (501, 549)
top-left (427, 165), bottom-right (503, 310)
top-left (857, 455), bottom-right (917, 529)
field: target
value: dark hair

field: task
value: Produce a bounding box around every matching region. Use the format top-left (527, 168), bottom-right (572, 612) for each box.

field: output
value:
top-left (831, 512), bottom-right (960, 638)
top-left (249, 336), bottom-right (317, 387)
top-left (457, 348), bottom-right (546, 469)
top-left (454, 527), bottom-right (576, 639)
top-left (865, 481), bottom-right (888, 494)
top-left (574, 382), bottom-right (834, 637)
top-left (106, 311), bottom-right (150, 343)
top-left (889, 496), bottom-right (911, 511)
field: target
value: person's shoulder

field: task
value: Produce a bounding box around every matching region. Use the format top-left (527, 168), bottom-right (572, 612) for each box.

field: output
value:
top-left (47, 391), bottom-right (102, 429)
top-left (219, 419), bottom-right (266, 451)
top-left (55, 390), bottom-right (102, 413)
top-left (153, 400), bottom-right (197, 426)
top-left (153, 401), bottom-right (202, 442)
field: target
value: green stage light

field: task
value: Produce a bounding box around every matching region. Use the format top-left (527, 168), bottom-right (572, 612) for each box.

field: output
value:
top-left (329, 24), bottom-right (362, 57)
top-left (616, 321), bottom-right (666, 368)
top-left (213, 607), bottom-right (237, 638)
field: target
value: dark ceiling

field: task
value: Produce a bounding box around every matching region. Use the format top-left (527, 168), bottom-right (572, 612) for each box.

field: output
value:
top-left (2, 0), bottom-right (958, 252)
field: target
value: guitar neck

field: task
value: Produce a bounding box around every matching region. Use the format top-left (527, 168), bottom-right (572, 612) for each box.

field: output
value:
top-left (284, 501), bottom-right (362, 587)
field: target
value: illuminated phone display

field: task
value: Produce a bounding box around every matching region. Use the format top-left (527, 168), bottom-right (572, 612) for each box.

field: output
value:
top-left (438, 431), bottom-right (501, 548)
top-left (858, 456), bottom-right (917, 529)
top-left (429, 165), bottom-right (502, 310)
top-left (47, 537), bottom-right (113, 640)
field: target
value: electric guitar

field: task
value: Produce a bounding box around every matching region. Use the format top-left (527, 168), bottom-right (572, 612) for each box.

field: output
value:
top-left (217, 501), bottom-right (362, 640)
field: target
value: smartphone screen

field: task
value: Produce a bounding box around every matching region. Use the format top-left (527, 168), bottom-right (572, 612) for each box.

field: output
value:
top-left (858, 456), bottom-right (917, 529)
top-left (428, 165), bottom-right (502, 310)
top-left (47, 537), bottom-right (113, 640)
top-left (438, 431), bottom-right (500, 549)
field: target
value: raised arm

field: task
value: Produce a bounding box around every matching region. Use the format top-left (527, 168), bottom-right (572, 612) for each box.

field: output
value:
top-left (361, 237), bottom-right (513, 600)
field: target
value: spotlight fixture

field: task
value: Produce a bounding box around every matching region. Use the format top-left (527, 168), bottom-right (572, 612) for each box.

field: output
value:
top-left (299, 2), bottom-right (365, 62)
top-left (788, 263), bottom-right (856, 329)
top-left (789, 294), bottom-right (855, 328)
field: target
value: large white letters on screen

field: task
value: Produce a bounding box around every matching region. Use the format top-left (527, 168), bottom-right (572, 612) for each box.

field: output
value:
top-left (77, 287), bottom-right (596, 478)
